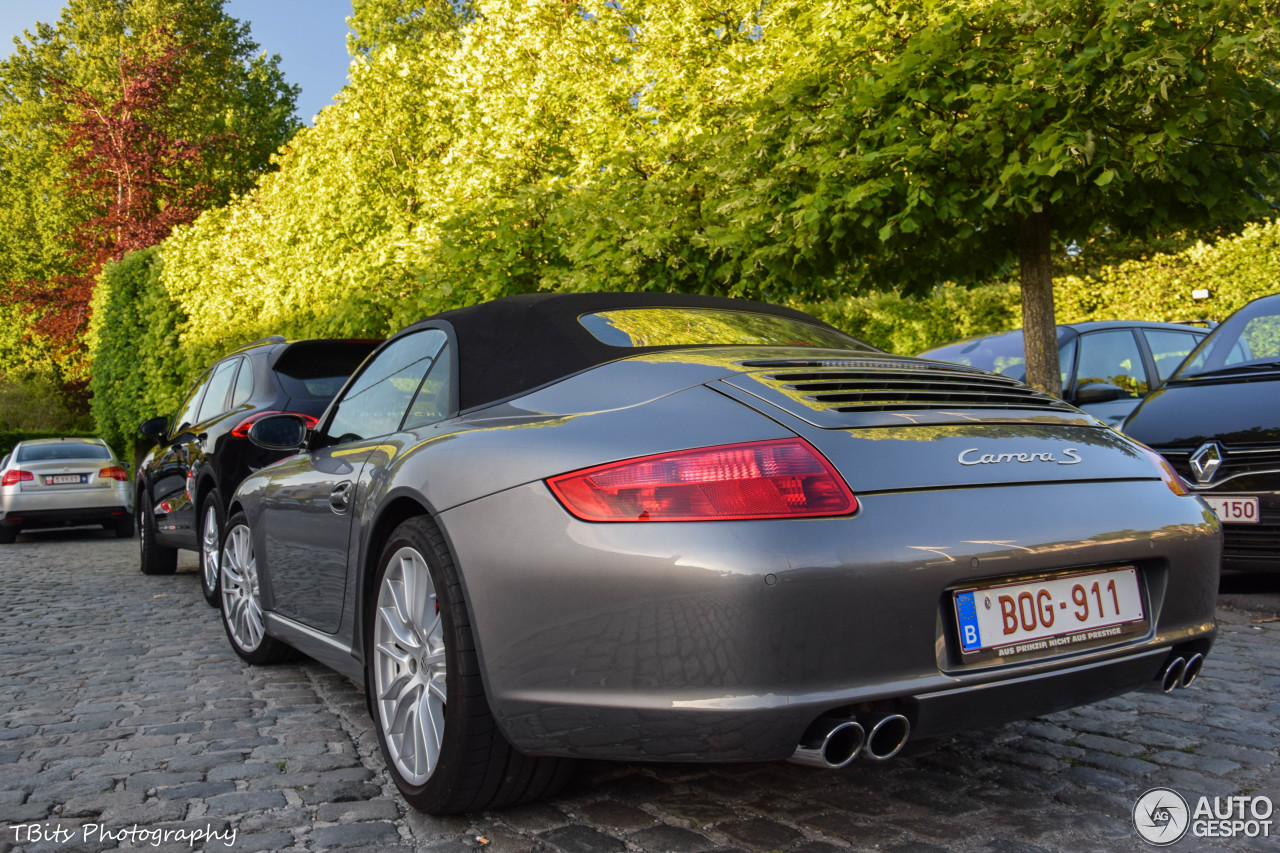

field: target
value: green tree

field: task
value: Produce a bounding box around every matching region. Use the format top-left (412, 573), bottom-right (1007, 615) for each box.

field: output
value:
top-left (0, 0), bottom-right (299, 377)
top-left (695, 0), bottom-right (1280, 394)
top-left (347, 0), bottom-right (475, 55)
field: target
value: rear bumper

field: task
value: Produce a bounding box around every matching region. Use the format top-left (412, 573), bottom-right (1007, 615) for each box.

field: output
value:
top-left (0, 505), bottom-right (131, 530)
top-left (2, 483), bottom-right (134, 527)
top-left (439, 478), bottom-right (1221, 762)
top-left (483, 635), bottom-right (1214, 760)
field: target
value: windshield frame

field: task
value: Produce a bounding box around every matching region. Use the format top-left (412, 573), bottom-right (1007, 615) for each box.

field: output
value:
top-left (1171, 295), bottom-right (1280, 380)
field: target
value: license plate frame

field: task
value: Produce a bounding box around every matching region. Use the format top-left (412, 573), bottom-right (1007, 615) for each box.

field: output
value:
top-left (1204, 495), bottom-right (1259, 524)
top-left (45, 474), bottom-right (87, 485)
top-left (953, 567), bottom-right (1148, 663)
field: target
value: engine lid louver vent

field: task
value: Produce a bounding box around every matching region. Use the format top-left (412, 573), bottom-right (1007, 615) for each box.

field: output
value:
top-left (726, 358), bottom-right (1083, 428)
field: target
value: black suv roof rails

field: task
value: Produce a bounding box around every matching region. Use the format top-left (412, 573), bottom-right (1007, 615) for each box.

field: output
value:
top-left (228, 335), bottom-right (287, 354)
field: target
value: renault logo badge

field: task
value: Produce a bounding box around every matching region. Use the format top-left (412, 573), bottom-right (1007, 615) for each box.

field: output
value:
top-left (1189, 442), bottom-right (1224, 485)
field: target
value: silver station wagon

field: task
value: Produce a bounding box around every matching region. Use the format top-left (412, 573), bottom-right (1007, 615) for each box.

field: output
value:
top-left (217, 293), bottom-right (1220, 814)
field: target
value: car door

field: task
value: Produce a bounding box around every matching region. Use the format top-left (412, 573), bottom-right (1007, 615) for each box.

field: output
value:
top-left (189, 355), bottom-right (252, 489)
top-left (161, 359), bottom-right (244, 542)
top-left (1143, 328), bottom-right (1208, 384)
top-left (1071, 330), bottom-right (1150, 426)
top-left (149, 367), bottom-right (215, 543)
top-left (259, 328), bottom-right (450, 634)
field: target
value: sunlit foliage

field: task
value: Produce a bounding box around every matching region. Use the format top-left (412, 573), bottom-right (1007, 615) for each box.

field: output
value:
top-left (91, 0), bottom-right (1280, 426)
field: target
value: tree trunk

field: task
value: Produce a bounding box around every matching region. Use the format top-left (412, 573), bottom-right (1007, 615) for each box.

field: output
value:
top-left (1018, 209), bottom-right (1061, 398)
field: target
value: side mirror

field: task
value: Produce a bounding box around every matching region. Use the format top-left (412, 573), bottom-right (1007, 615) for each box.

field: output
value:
top-left (1073, 382), bottom-right (1130, 405)
top-left (139, 416), bottom-right (169, 444)
top-left (247, 414), bottom-right (310, 451)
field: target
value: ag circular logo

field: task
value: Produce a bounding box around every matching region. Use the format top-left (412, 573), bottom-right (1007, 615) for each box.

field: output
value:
top-left (1134, 787), bottom-right (1190, 845)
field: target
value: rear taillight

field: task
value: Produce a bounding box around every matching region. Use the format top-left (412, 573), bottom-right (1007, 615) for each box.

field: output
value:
top-left (546, 438), bottom-right (858, 522)
top-left (231, 410), bottom-right (320, 438)
top-left (2, 470), bottom-right (34, 487)
top-left (98, 466), bottom-right (129, 481)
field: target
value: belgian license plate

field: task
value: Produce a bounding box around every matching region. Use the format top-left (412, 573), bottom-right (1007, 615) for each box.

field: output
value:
top-left (46, 474), bottom-right (86, 485)
top-left (955, 567), bottom-right (1145, 657)
top-left (1205, 496), bottom-right (1259, 524)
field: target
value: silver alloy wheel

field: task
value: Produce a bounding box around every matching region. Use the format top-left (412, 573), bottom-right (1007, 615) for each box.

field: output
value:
top-left (137, 504), bottom-right (147, 555)
top-left (201, 503), bottom-right (220, 593)
top-left (374, 545), bottom-right (447, 787)
top-left (220, 524), bottom-right (264, 651)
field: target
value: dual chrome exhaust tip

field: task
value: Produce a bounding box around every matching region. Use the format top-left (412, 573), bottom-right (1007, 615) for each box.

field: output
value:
top-left (1156, 652), bottom-right (1205, 693)
top-left (789, 712), bottom-right (911, 769)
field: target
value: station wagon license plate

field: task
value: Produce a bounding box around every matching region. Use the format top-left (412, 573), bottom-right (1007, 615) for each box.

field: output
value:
top-left (1204, 496), bottom-right (1259, 524)
top-left (45, 474), bottom-right (87, 485)
top-left (955, 567), bottom-right (1145, 658)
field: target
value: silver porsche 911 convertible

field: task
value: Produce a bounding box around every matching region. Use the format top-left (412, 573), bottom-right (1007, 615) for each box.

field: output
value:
top-left (219, 292), bottom-right (1219, 814)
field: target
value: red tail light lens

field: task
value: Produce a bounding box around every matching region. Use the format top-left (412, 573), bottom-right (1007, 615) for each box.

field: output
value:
top-left (98, 466), bottom-right (129, 481)
top-left (231, 411), bottom-right (320, 438)
top-left (2, 470), bottom-right (34, 487)
top-left (547, 438), bottom-right (858, 522)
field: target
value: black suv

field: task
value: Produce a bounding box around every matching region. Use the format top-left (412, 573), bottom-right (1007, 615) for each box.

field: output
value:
top-left (135, 336), bottom-right (378, 603)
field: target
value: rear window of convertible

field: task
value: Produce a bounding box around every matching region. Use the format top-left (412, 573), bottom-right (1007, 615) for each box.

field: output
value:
top-left (578, 308), bottom-right (864, 350)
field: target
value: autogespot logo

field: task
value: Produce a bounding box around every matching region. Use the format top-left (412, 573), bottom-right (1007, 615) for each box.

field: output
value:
top-left (1134, 788), bottom-right (1190, 845)
top-left (1134, 789), bottom-right (1276, 844)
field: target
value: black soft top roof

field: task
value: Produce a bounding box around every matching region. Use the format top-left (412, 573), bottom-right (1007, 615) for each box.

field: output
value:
top-left (414, 292), bottom-right (855, 411)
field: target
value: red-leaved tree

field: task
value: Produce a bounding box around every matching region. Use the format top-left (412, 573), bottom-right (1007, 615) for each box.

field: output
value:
top-left (5, 27), bottom-right (221, 375)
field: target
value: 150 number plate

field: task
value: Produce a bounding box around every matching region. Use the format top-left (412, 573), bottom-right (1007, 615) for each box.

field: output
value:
top-left (1204, 496), bottom-right (1259, 524)
top-left (954, 567), bottom-right (1145, 659)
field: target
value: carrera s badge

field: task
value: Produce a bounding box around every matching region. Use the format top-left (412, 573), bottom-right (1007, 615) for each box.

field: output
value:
top-left (958, 448), bottom-right (1082, 466)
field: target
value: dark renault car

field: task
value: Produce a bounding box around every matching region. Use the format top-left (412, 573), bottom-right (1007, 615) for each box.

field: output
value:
top-left (919, 321), bottom-right (1210, 426)
top-left (217, 293), bottom-right (1217, 815)
top-left (136, 336), bottom-right (378, 603)
top-left (1124, 293), bottom-right (1280, 572)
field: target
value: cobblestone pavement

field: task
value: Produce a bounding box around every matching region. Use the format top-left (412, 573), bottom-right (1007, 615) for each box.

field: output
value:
top-left (2, 530), bottom-right (1278, 853)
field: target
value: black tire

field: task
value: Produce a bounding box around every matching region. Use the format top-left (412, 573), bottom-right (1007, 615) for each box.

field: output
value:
top-left (198, 488), bottom-right (224, 607)
top-left (138, 493), bottom-right (177, 575)
top-left (218, 512), bottom-right (295, 665)
top-left (114, 516), bottom-right (135, 539)
top-left (0, 526), bottom-right (16, 544)
top-left (366, 516), bottom-right (573, 815)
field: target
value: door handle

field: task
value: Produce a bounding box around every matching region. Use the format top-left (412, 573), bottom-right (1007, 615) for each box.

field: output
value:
top-left (329, 481), bottom-right (353, 514)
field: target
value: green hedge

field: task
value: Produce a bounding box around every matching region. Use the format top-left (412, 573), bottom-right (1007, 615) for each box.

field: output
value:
top-left (1055, 221), bottom-right (1280, 324)
top-left (799, 282), bottom-right (1021, 354)
top-left (802, 220), bottom-right (1280, 353)
top-left (87, 222), bottom-right (1280, 443)
top-left (87, 247), bottom-right (190, 462)
top-left (0, 371), bottom-right (91, 432)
